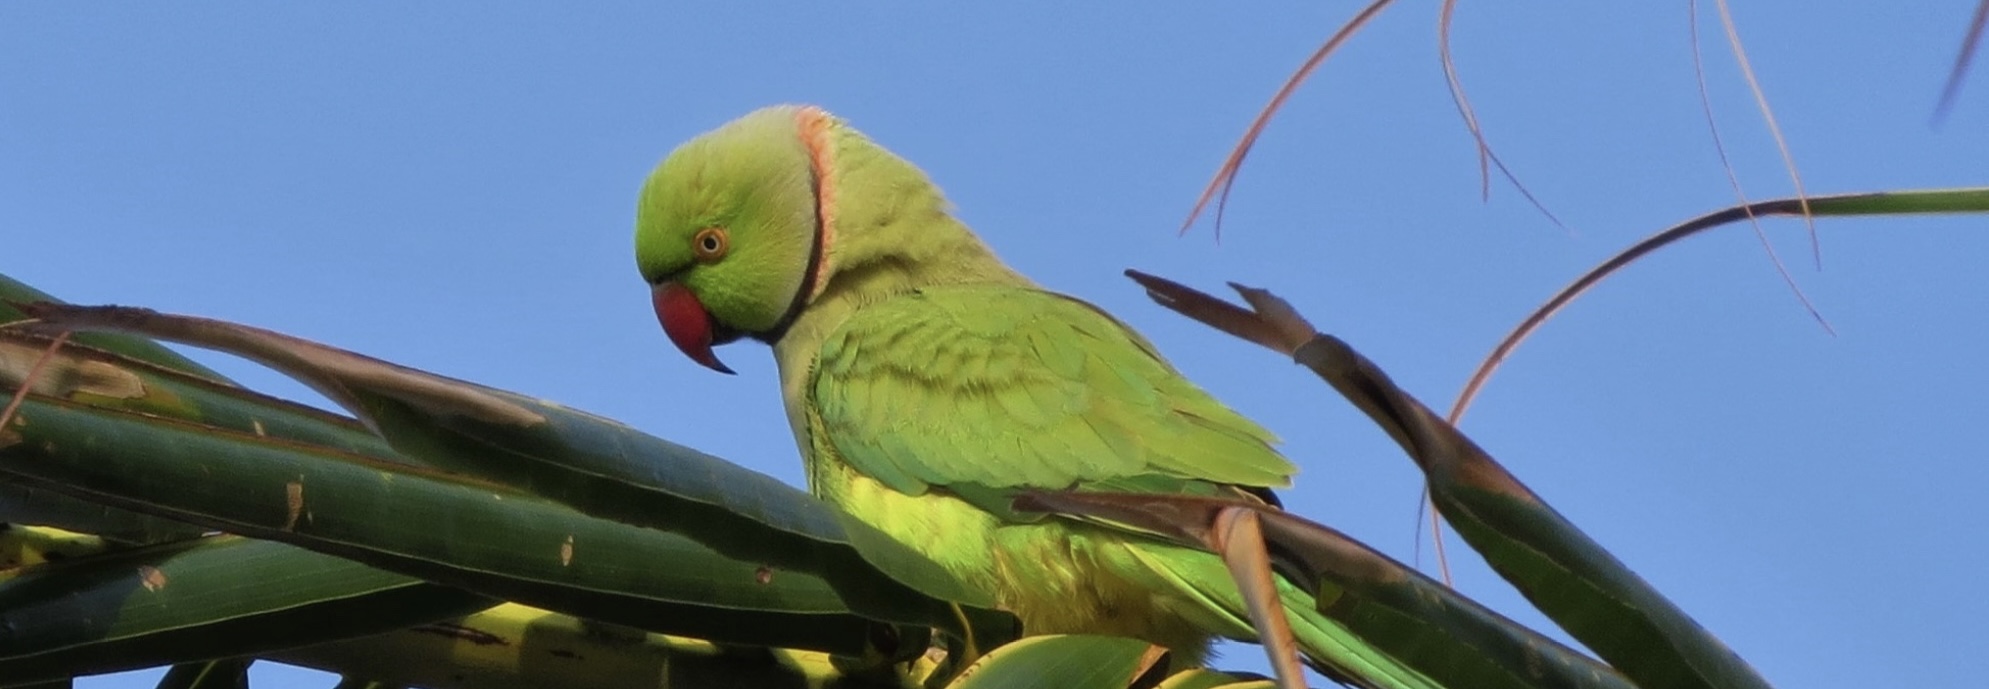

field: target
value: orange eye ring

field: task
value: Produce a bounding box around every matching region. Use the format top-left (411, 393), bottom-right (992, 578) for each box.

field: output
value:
top-left (692, 227), bottom-right (730, 263)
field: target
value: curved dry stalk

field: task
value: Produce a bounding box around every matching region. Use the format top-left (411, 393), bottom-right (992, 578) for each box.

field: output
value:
top-left (1934, 0), bottom-right (1989, 123)
top-left (1213, 507), bottom-right (1309, 689)
top-left (1452, 196), bottom-right (1840, 423)
top-left (1438, 0), bottom-right (1488, 202)
top-left (1451, 186), bottom-right (1989, 422)
top-left (1436, 0), bottom-right (1567, 233)
top-left (1180, 0), bottom-right (1397, 238)
top-left (1447, 210), bottom-right (1750, 423)
top-left (1012, 490), bottom-right (1313, 689)
top-left (1688, 0), bottom-right (1834, 334)
top-left (1713, 0), bottom-right (1819, 265)
top-left (12, 302), bottom-right (545, 429)
top-left (1421, 3), bottom-right (1582, 571)
top-left (1408, 488), bottom-right (1454, 587)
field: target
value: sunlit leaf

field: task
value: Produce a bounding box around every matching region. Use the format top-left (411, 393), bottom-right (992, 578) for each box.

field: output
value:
top-left (275, 602), bottom-right (921, 689)
top-left (946, 635), bottom-right (1167, 689)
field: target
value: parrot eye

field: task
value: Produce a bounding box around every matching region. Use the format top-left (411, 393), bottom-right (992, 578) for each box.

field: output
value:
top-left (692, 227), bottom-right (730, 263)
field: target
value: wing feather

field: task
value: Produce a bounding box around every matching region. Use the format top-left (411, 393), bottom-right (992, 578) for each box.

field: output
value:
top-left (811, 286), bottom-right (1294, 508)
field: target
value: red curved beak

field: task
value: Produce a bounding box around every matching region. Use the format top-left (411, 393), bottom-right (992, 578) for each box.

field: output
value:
top-left (652, 282), bottom-right (735, 375)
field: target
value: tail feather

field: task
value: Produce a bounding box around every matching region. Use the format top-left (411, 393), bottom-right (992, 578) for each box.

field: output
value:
top-left (1116, 540), bottom-right (1438, 689)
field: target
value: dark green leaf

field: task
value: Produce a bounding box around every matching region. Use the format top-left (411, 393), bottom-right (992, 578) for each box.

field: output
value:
top-left (0, 394), bottom-right (918, 656)
top-left (1, 274), bottom-right (413, 545)
top-left (10, 303), bottom-right (1009, 638)
top-left (0, 330), bottom-right (399, 461)
top-left (156, 659), bottom-right (254, 689)
top-left (0, 535), bottom-right (489, 684)
top-left (0, 274), bottom-right (224, 382)
top-left (2, 481), bottom-right (205, 546)
top-left (327, 679), bottom-right (400, 689)
top-left (1018, 492), bottom-right (1633, 689)
top-left (1288, 334), bottom-right (1773, 689)
top-left (1125, 272), bottom-right (1776, 689)
top-left (0, 680), bottom-right (71, 689)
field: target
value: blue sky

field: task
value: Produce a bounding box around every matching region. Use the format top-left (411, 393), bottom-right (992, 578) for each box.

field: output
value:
top-left (4, 3), bottom-right (1985, 688)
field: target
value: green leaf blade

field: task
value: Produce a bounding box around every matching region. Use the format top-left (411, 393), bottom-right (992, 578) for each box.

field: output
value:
top-left (10, 303), bottom-right (1008, 636)
top-left (0, 535), bottom-right (490, 684)
top-left (1287, 335), bottom-right (1775, 689)
top-left (0, 395), bottom-right (907, 656)
top-left (947, 635), bottom-right (1164, 689)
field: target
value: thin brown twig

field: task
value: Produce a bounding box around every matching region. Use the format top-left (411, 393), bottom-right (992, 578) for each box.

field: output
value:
top-left (1409, 487), bottom-right (1454, 587)
top-left (1447, 198), bottom-right (1817, 423)
top-left (0, 330), bottom-right (71, 434)
top-left (1687, 0), bottom-right (1834, 334)
top-left (1426, 493), bottom-right (1452, 586)
top-left (1934, 0), bottom-right (1989, 123)
top-left (1713, 0), bottom-right (1819, 267)
top-left (1214, 507), bottom-right (1309, 689)
top-left (1180, 0), bottom-right (1397, 239)
top-left (1435, 0), bottom-right (1569, 234)
top-left (1439, 0), bottom-right (1489, 202)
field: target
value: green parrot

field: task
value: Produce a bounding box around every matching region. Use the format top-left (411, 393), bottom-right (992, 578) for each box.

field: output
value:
top-left (634, 106), bottom-right (1429, 688)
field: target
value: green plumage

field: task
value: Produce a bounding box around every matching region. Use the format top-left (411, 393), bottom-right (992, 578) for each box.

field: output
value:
top-left (814, 286), bottom-right (1291, 505)
top-left (635, 106), bottom-right (1436, 689)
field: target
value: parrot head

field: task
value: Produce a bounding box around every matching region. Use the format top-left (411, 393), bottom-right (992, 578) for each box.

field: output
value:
top-left (634, 106), bottom-right (838, 374)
